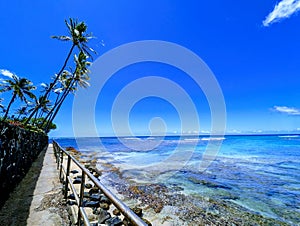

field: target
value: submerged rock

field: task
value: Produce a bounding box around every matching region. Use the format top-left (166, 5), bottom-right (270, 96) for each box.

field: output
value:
top-left (73, 178), bottom-right (82, 184)
top-left (188, 177), bottom-right (231, 190)
top-left (70, 169), bottom-right (79, 174)
top-left (131, 207), bottom-right (142, 217)
top-left (112, 208), bottom-right (121, 216)
top-left (98, 209), bottom-right (111, 224)
top-left (67, 200), bottom-right (76, 206)
top-left (89, 193), bottom-right (101, 201)
top-left (100, 202), bottom-right (110, 210)
top-left (85, 207), bottom-right (97, 221)
top-left (105, 216), bottom-right (122, 226)
top-left (153, 202), bottom-right (164, 213)
top-left (68, 193), bottom-right (76, 200)
top-left (84, 201), bottom-right (100, 208)
top-left (65, 147), bottom-right (80, 154)
top-left (122, 218), bottom-right (132, 226)
top-left (100, 195), bottom-right (112, 205)
top-left (89, 187), bottom-right (100, 195)
top-left (83, 192), bottom-right (90, 198)
top-left (85, 183), bottom-right (93, 189)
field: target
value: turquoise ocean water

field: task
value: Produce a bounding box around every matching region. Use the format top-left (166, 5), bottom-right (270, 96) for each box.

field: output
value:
top-left (55, 135), bottom-right (300, 224)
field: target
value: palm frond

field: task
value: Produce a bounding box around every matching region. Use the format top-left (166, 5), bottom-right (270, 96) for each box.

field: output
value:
top-left (51, 35), bottom-right (72, 41)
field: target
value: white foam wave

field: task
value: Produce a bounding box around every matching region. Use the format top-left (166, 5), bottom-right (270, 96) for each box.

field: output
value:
top-left (183, 138), bottom-right (200, 141)
top-left (122, 137), bottom-right (140, 140)
top-left (278, 135), bottom-right (299, 138)
top-left (201, 137), bottom-right (225, 141)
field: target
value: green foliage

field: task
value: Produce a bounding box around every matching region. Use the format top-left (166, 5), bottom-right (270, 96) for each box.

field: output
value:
top-left (0, 74), bottom-right (36, 120)
top-left (25, 118), bottom-right (57, 133)
top-left (0, 117), bottom-right (56, 134)
top-left (0, 18), bottom-right (96, 134)
top-left (52, 18), bottom-right (96, 58)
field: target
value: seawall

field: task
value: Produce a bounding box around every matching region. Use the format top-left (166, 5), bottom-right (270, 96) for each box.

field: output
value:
top-left (0, 121), bottom-right (48, 208)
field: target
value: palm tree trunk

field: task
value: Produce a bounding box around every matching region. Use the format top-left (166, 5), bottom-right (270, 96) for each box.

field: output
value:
top-left (32, 109), bottom-right (39, 125)
top-left (44, 80), bottom-right (76, 132)
top-left (39, 91), bottom-right (61, 128)
top-left (2, 93), bottom-right (16, 120)
top-left (40, 106), bottom-right (54, 128)
top-left (37, 108), bottom-right (44, 119)
top-left (24, 106), bottom-right (38, 125)
top-left (27, 44), bottom-right (76, 124)
top-left (43, 44), bottom-right (76, 99)
top-left (45, 93), bottom-right (67, 132)
top-left (17, 112), bottom-right (23, 120)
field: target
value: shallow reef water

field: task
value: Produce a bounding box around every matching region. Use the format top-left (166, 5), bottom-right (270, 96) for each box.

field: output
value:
top-left (56, 135), bottom-right (300, 225)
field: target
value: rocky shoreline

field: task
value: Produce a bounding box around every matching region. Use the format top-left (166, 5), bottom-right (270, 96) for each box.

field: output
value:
top-left (66, 147), bottom-right (291, 226)
top-left (63, 147), bottom-right (152, 225)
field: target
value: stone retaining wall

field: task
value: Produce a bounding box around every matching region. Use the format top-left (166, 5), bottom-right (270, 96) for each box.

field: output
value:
top-left (0, 122), bottom-right (48, 208)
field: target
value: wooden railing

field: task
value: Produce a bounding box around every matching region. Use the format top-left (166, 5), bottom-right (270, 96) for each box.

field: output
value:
top-left (53, 140), bottom-right (147, 226)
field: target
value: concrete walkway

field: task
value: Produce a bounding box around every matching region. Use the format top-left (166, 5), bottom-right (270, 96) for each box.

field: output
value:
top-left (26, 143), bottom-right (68, 225)
top-left (0, 144), bottom-right (69, 225)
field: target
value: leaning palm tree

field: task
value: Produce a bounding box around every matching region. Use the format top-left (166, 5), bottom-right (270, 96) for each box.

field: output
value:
top-left (15, 106), bottom-right (28, 119)
top-left (0, 98), bottom-right (4, 112)
top-left (24, 95), bottom-right (52, 125)
top-left (37, 96), bottom-right (52, 119)
top-left (45, 18), bottom-right (95, 99)
top-left (38, 70), bottom-right (73, 128)
top-left (28, 18), bottom-right (95, 122)
top-left (44, 51), bottom-right (91, 132)
top-left (52, 18), bottom-right (96, 58)
top-left (0, 74), bottom-right (36, 121)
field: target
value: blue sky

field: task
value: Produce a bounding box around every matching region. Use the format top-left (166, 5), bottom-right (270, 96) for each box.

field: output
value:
top-left (1, 0), bottom-right (300, 137)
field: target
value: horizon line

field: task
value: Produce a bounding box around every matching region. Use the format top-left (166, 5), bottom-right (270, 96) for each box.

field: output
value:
top-left (50, 132), bottom-right (300, 139)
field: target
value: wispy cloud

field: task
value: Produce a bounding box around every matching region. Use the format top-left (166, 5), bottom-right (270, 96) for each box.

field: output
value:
top-left (263, 0), bottom-right (300, 26)
top-left (272, 106), bottom-right (300, 115)
top-left (0, 69), bottom-right (14, 79)
top-left (226, 129), bottom-right (242, 134)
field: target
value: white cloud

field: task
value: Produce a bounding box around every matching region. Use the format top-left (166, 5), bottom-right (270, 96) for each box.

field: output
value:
top-left (263, 0), bottom-right (300, 26)
top-left (227, 129), bottom-right (242, 134)
top-left (273, 106), bottom-right (300, 115)
top-left (0, 69), bottom-right (14, 79)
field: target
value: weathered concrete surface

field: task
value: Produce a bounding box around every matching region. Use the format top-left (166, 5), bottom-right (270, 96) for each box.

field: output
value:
top-left (26, 143), bottom-right (69, 226)
top-left (0, 144), bottom-right (69, 225)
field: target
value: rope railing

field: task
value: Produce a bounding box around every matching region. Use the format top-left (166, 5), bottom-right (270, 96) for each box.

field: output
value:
top-left (53, 140), bottom-right (148, 226)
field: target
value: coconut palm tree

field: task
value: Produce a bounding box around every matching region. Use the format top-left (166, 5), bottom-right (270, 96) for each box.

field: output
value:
top-left (25, 95), bottom-right (52, 125)
top-left (28, 18), bottom-right (95, 122)
top-left (44, 51), bottom-right (91, 132)
top-left (38, 70), bottom-right (73, 127)
top-left (52, 18), bottom-right (96, 58)
top-left (37, 96), bottom-right (52, 119)
top-left (15, 106), bottom-right (28, 119)
top-left (0, 74), bottom-right (36, 121)
top-left (73, 51), bottom-right (91, 88)
top-left (33, 96), bottom-right (52, 122)
top-left (44, 18), bottom-right (95, 98)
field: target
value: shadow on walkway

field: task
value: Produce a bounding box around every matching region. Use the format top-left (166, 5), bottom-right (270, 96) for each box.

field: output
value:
top-left (0, 148), bottom-right (47, 225)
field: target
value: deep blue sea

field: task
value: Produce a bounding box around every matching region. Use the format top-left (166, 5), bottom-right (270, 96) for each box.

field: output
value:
top-left (54, 135), bottom-right (300, 224)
